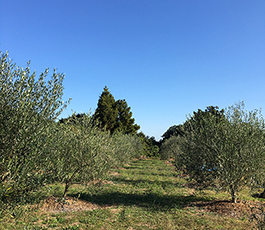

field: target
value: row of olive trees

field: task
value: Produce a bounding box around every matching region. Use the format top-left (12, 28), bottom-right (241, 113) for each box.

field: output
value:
top-left (161, 103), bottom-right (265, 203)
top-left (51, 115), bottom-right (142, 198)
top-left (0, 51), bottom-right (142, 214)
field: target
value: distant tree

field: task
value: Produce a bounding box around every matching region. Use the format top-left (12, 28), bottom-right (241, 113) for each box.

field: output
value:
top-left (94, 87), bottom-right (140, 135)
top-left (160, 136), bottom-right (181, 161)
top-left (111, 132), bottom-right (143, 165)
top-left (94, 86), bottom-right (118, 133)
top-left (189, 106), bottom-right (225, 127)
top-left (115, 99), bottom-right (140, 135)
top-left (162, 125), bottom-right (185, 141)
top-left (59, 113), bottom-right (87, 125)
top-left (177, 106), bottom-right (226, 138)
top-left (137, 132), bottom-right (160, 157)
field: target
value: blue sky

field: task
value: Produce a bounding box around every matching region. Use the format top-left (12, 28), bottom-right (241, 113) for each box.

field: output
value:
top-left (1, 0), bottom-right (265, 140)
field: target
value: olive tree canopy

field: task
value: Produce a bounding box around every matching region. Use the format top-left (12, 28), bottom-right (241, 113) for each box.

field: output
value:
top-left (0, 51), bottom-right (70, 203)
top-left (178, 102), bottom-right (265, 203)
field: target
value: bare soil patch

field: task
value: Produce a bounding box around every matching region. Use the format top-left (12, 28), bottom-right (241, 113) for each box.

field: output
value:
top-left (87, 179), bottom-right (115, 186)
top-left (109, 171), bottom-right (121, 176)
top-left (188, 199), bottom-right (265, 219)
top-left (37, 179), bottom-right (117, 213)
top-left (39, 196), bottom-right (106, 213)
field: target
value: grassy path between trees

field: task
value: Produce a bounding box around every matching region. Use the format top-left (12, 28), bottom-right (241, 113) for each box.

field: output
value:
top-left (0, 158), bottom-right (261, 229)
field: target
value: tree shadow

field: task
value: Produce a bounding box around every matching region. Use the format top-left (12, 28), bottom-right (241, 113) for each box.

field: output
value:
top-left (111, 177), bottom-right (183, 188)
top-left (117, 170), bottom-right (179, 178)
top-left (70, 191), bottom-right (213, 211)
top-left (121, 166), bottom-right (147, 170)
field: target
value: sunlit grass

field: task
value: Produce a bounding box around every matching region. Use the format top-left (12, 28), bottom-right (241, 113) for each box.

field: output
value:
top-left (0, 158), bottom-right (259, 229)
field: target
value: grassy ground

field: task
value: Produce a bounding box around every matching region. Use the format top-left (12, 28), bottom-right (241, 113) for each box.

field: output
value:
top-left (0, 158), bottom-right (262, 229)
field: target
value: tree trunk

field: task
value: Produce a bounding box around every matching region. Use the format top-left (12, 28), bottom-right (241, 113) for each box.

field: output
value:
top-left (230, 185), bottom-right (237, 203)
top-left (63, 182), bottom-right (70, 198)
top-left (63, 167), bottom-right (81, 198)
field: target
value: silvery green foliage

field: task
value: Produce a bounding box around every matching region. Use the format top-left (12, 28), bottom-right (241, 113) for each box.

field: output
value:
top-left (160, 136), bottom-right (182, 161)
top-left (51, 114), bottom-right (143, 198)
top-left (178, 101), bottom-right (265, 203)
top-left (129, 135), bottom-right (143, 159)
top-left (0, 51), bottom-right (69, 204)
top-left (51, 114), bottom-right (113, 197)
top-left (111, 133), bottom-right (143, 167)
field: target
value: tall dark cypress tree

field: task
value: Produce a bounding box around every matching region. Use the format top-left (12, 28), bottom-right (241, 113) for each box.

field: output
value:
top-left (94, 86), bottom-right (118, 133)
top-left (94, 87), bottom-right (140, 135)
top-left (115, 99), bottom-right (140, 135)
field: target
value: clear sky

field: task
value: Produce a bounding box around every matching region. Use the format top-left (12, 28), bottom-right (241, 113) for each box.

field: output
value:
top-left (1, 0), bottom-right (265, 140)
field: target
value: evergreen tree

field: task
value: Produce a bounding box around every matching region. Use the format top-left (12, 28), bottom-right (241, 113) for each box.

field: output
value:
top-left (94, 86), bottom-right (118, 133)
top-left (115, 99), bottom-right (140, 134)
top-left (94, 87), bottom-right (140, 135)
top-left (59, 113), bottom-right (87, 125)
top-left (162, 125), bottom-right (185, 141)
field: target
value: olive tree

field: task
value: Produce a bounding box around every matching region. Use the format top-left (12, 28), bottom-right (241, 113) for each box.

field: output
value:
top-left (160, 136), bottom-right (181, 161)
top-left (110, 133), bottom-right (143, 166)
top-left (178, 102), bottom-right (265, 203)
top-left (51, 114), bottom-right (113, 198)
top-left (0, 51), bottom-right (69, 205)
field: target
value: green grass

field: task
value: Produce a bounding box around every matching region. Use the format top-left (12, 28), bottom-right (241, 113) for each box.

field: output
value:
top-left (0, 158), bottom-right (260, 229)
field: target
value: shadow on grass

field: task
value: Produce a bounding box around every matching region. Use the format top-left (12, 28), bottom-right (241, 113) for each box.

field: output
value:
top-left (123, 164), bottom-right (167, 169)
top-left (70, 191), bottom-right (213, 211)
top-left (111, 177), bottom-right (184, 188)
top-left (122, 166), bottom-right (148, 170)
top-left (116, 170), bottom-right (178, 178)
